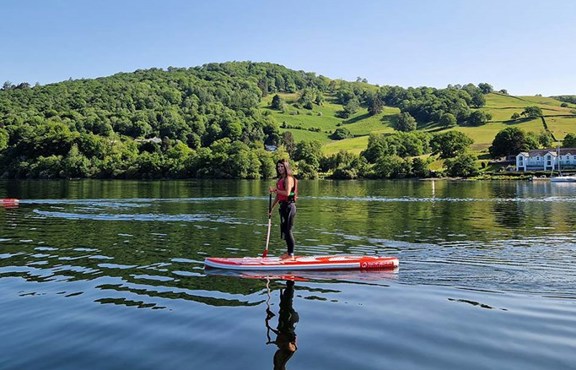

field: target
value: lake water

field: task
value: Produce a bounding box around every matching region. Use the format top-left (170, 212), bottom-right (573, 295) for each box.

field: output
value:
top-left (1, 179), bottom-right (575, 370)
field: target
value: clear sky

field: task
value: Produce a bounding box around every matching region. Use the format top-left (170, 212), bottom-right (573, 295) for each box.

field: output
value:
top-left (2, 0), bottom-right (575, 96)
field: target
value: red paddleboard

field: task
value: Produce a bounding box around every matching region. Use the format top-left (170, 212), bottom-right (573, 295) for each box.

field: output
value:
top-left (204, 255), bottom-right (399, 271)
top-left (1, 198), bottom-right (20, 208)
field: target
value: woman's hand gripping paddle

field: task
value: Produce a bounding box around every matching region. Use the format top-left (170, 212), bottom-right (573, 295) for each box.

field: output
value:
top-left (263, 193), bottom-right (272, 257)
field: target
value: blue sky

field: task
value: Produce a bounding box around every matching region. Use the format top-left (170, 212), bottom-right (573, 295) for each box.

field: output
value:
top-left (2, 0), bottom-right (575, 96)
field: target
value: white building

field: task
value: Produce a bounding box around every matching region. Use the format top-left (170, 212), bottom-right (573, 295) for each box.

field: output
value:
top-left (516, 148), bottom-right (576, 171)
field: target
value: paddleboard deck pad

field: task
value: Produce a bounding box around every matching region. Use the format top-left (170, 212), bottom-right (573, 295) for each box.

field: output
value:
top-left (204, 255), bottom-right (399, 271)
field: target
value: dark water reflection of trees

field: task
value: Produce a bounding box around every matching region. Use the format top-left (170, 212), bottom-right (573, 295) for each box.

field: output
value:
top-left (2, 179), bottom-right (576, 308)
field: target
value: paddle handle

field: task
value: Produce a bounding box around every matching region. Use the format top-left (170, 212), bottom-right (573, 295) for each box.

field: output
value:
top-left (263, 193), bottom-right (272, 257)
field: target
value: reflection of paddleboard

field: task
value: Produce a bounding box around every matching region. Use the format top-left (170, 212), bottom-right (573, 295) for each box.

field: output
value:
top-left (204, 268), bottom-right (399, 283)
top-left (204, 255), bottom-right (399, 271)
top-left (203, 268), bottom-right (310, 281)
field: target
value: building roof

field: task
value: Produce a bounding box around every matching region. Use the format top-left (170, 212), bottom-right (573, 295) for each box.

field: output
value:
top-left (518, 148), bottom-right (576, 157)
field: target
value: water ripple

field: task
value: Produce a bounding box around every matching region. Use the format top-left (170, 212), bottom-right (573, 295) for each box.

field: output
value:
top-left (32, 209), bottom-right (244, 224)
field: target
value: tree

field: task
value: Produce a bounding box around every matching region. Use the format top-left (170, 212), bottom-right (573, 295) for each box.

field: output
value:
top-left (297, 160), bottom-right (319, 179)
top-left (361, 134), bottom-right (389, 163)
top-left (466, 110), bottom-right (491, 126)
top-left (30, 155), bottom-right (63, 179)
top-left (344, 97), bottom-right (360, 116)
top-left (259, 153), bottom-right (277, 179)
top-left (293, 140), bottom-right (322, 170)
top-left (411, 157), bottom-right (431, 178)
top-left (281, 131), bottom-right (295, 156)
top-left (431, 131), bottom-right (473, 158)
top-left (62, 144), bottom-right (92, 178)
top-left (444, 153), bottom-right (479, 177)
top-left (394, 112), bottom-right (417, 132)
top-left (331, 167), bottom-right (359, 179)
top-left (321, 150), bottom-right (357, 172)
top-left (470, 93), bottom-right (486, 108)
top-left (524, 132), bottom-right (540, 150)
top-left (478, 83), bottom-right (494, 94)
top-left (0, 128), bottom-right (8, 151)
top-left (373, 155), bottom-right (410, 178)
top-left (367, 93), bottom-right (384, 116)
top-left (439, 113), bottom-right (457, 127)
top-left (271, 94), bottom-right (284, 110)
top-left (489, 127), bottom-right (531, 158)
top-left (330, 127), bottom-right (352, 140)
top-left (563, 133), bottom-right (576, 148)
top-left (33, 121), bottom-right (79, 157)
top-left (538, 131), bottom-right (554, 148)
top-left (298, 88), bottom-right (317, 109)
top-left (521, 106), bottom-right (542, 118)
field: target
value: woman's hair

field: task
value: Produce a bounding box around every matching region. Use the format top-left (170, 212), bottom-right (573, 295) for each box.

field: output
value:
top-left (276, 159), bottom-right (293, 177)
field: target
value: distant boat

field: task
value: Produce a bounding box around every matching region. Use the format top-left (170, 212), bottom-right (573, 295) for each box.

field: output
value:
top-left (550, 146), bottom-right (576, 183)
top-left (550, 175), bottom-right (576, 183)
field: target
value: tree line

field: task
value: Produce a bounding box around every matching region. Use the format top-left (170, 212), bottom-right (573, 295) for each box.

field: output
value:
top-left (1, 61), bottom-right (567, 180)
top-left (0, 62), bottom-right (315, 179)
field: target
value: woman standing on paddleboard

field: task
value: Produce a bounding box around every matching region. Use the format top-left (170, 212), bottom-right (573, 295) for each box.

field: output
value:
top-left (269, 159), bottom-right (297, 260)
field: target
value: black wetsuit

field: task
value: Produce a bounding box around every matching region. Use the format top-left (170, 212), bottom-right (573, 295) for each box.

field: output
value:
top-left (277, 177), bottom-right (297, 256)
top-left (279, 201), bottom-right (296, 255)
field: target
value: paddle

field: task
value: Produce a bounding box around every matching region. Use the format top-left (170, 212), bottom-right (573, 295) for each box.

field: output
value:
top-left (263, 193), bottom-right (272, 257)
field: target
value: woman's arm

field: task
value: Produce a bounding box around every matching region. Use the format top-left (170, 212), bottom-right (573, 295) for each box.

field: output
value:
top-left (269, 186), bottom-right (279, 216)
top-left (269, 195), bottom-right (279, 216)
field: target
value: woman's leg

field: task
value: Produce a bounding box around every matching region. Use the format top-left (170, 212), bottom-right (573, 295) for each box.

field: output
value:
top-left (282, 203), bottom-right (296, 255)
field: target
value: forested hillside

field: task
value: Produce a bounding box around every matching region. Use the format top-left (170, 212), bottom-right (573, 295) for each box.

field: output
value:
top-left (1, 61), bottom-right (575, 179)
top-left (0, 62), bottom-right (323, 179)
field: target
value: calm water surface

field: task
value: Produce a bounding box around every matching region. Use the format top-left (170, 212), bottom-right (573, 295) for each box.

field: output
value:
top-left (1, 179), bottom-right (575, 370)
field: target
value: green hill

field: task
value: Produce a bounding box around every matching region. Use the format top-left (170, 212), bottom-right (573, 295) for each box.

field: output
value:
top-left (1, 61), bottom-right (575, 179)
top-left (259, 93), bottom-right (399, 153)
top-left (263, 91), bottom-right (576, 157)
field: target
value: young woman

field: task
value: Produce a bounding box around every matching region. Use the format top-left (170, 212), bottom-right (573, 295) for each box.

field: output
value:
top-left (269, 159), bottom-right (297, 260)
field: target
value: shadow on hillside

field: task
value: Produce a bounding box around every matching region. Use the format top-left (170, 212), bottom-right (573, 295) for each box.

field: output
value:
top-left (501, 117), bottom-right (533, 125)
top-left (417, 121), bottom-right (447, 132)
top-left (344, 113), bottom-right (371, 124)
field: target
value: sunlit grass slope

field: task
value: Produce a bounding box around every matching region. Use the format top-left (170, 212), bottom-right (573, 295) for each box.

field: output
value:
top-left (261, 92), bottom-right (576, 156)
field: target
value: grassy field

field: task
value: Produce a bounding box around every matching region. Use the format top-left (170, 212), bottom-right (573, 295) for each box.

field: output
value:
top-left (545, 115), bottom-right (576, 140)
top-left (262, 92), bottom-right (576, 156)
top-left (323, 136), bottom-right (370, 155)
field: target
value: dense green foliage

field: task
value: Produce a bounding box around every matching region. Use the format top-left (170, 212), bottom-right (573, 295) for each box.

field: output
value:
top-left (0, 62), bottom-right (329, 179)
top-left (431, 131), bottom-right (474, 159)
top-left (375, 83), bottom-right (488, 126)
top-left (563, 133), bottom-right (576, 148)
top-left (489, 127), bottom-right (536, 158)
top-left (444, 154), bottom-right (479, 177)
top-left (3, 61), bottom-right (571, 180)
top-left (552, 95), bottom-right (576, 105)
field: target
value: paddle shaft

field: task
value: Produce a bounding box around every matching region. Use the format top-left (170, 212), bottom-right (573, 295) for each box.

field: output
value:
top-left (263, 193), bottom-right (272, 257)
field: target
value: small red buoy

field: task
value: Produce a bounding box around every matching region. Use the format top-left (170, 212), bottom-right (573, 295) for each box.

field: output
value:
top-left (1, 198), bottom-right (20, 208)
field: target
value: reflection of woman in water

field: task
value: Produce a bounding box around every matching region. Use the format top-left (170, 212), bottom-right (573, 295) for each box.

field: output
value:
top-left (265, 280), bottom-right (299, 370)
